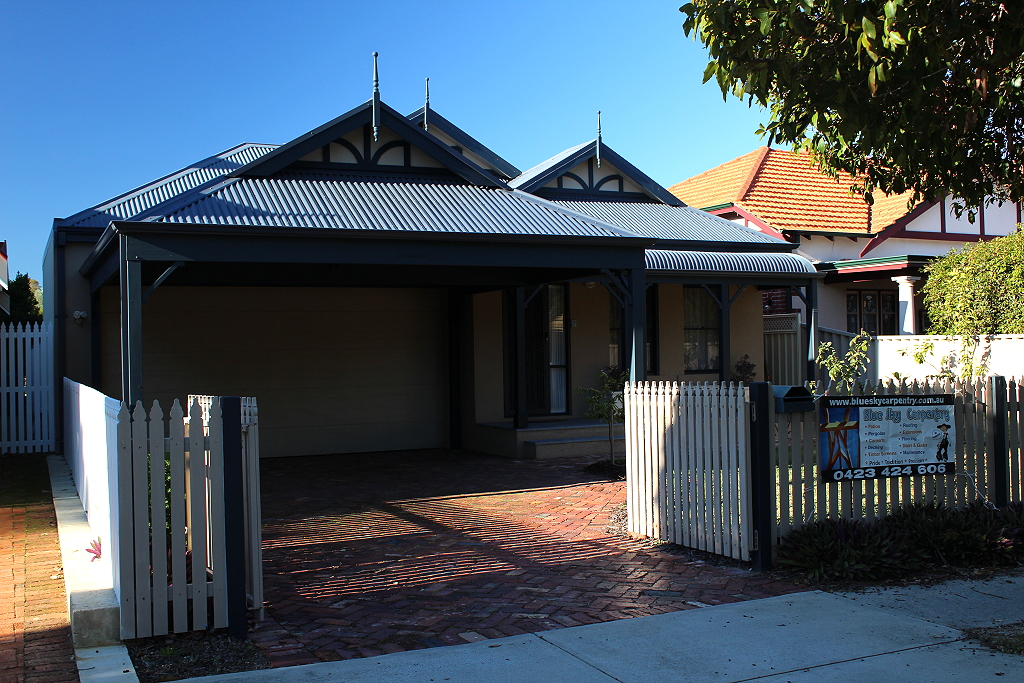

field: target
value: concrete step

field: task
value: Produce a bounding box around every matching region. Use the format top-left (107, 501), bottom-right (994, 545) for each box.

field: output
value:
top-left (524, 434), bottom-right (625, 460)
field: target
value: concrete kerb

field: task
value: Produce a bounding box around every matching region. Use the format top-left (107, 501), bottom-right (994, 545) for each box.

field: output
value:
top-left (47, 455), bottom-right (140, 683)
top-left (184, 590), bottom-right (1024, 683)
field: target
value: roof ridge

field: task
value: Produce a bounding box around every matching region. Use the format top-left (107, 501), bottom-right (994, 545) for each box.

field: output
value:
top-left (61, 142), bottom-right (278, 226)
top-left (737, 146), bottom-right (771, 201)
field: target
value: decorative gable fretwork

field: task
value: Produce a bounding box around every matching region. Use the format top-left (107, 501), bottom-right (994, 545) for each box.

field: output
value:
top-left (538, 157), bottom-right (651, 202)
top-left (299, 124), bottom-right (445, 170)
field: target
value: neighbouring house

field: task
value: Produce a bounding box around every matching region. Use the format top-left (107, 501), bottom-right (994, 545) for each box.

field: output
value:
top-left (45, 95), bottom-right (819, 460)
top-left (670, 147), bottom-right (1022, 337)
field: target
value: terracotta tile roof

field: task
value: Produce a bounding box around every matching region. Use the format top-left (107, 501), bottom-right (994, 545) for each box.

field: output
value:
top-left (669, 147), bottom-right (918, 234)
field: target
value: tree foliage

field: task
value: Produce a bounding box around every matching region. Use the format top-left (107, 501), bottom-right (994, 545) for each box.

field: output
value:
top-left (921, 230), bottom-right (1024, 335)
top-left (681, 1), bottom-right (1024, 212)
top-left (0, 272), bottom-right (43, 324)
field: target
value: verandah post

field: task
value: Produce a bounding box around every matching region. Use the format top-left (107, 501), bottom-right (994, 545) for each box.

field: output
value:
top-left (748, 382), bottom-right (773, 572)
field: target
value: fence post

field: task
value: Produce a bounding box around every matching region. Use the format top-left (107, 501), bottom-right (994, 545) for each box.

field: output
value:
top-left (748, 382), bottom-right (773, 572)
top-left (990, 376), bottom-right (1010, 508)
top-left (220, 396), bottom-right (248, 639)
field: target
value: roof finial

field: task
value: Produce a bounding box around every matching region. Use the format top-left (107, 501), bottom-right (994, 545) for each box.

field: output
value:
top-left (372, 51), bottom-right (381, 142)
top-left (596, 110), bottom-right (602, 169)
top-left (424, 77), bottom-right (430, 132)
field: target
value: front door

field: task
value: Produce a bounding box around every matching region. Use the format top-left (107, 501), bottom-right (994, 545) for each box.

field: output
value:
top-left (507, 284), bottom-right (569, 415)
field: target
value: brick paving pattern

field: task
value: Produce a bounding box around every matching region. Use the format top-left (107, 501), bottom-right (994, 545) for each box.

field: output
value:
top-left (0, 503), bottom-right (79, 683)
top-left (253, 451), bottom-right (805, 667)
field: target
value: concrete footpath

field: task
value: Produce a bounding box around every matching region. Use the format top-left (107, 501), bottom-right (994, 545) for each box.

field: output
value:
top-left (188, 585), bottom-right (1024, 683)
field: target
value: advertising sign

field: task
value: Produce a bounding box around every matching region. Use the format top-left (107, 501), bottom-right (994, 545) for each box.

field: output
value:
top-left (819, 394), bottom-right (955, 482)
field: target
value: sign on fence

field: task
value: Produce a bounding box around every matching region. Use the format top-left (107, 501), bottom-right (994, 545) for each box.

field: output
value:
top-left (819, 394), bottom-right (956, 482)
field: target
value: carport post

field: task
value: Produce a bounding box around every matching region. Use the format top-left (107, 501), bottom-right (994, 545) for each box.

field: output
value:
top-left (513, 287), bottom-right (528, 429)
top-left (748, 382), bottom-right (773, 572)
top-left (220, 396), bottom-right (249, 640)
top-left (119, 236), bottom-right (143, 407)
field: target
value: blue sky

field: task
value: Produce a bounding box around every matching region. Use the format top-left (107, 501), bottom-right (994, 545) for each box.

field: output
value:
top-left (0, 0), bottom-right (770, 277)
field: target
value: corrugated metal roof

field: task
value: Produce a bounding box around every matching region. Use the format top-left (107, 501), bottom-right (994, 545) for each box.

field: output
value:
top-left (553, 200), bottom-right (787, 245)
top-left (161, 176), bottom-right (637, 238)
top-left (646, 249), bottom-right (816, 274)
top-left (62, 143), bottom-right (278, 227)
top-left (508, 142), bottom-right (590, 189)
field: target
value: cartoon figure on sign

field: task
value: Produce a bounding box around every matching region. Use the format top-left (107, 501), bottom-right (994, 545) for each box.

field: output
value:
top-left (931, 423), bottom-right (951, 462)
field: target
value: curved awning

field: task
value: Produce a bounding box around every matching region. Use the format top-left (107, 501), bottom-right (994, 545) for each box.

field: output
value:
top-left (646, 249), bottom-right (817, 275)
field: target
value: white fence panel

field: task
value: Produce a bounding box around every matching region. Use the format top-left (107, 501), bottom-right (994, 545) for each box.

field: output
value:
top-left (763, 314), bottom-right (802, 385)
top-left (626, 382), bottom-right (752, 561)
top-left (1, 322), bottom-right (54, 453)
top-left (63, 378), bottom-right (120, 587)
top-left (874, 334), bottom-right (1024, 381)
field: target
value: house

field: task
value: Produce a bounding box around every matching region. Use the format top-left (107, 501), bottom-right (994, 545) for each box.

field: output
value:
top-left (45, 95), bottom-right (819, 460)
top-left (670, 147), bottom-right (1022, 336)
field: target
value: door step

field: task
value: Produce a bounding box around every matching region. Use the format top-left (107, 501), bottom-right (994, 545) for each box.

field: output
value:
top-left (523, 434), bottom-right (625, 460)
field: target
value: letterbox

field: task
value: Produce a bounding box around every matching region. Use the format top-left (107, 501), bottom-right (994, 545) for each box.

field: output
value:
top-left (772, 385), bottom-right (815, 413)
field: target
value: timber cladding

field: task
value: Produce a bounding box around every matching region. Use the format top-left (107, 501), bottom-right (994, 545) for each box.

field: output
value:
top-left (98, 286), bottom-right (447, 457)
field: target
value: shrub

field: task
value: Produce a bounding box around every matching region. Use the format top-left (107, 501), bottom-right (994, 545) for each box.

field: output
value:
top-left (776, 502), bottom-right (1024, 582)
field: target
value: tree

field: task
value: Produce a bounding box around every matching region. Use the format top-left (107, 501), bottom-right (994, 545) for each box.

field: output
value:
top-left (920, 230), bottom-right (1024, 335)
top-left (576, 367), bottom-right (629, 466)
top-left (681, 1), bottom-right (1024, 212)
top-left (0, 272), bottom-right (43, 324)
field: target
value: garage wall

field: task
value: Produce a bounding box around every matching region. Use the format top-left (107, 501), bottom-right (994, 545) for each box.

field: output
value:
top-left (99, 286), bottom-right (447, 458)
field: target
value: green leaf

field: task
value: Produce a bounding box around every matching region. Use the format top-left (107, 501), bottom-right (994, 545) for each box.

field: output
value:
top-left (702, 61), bottom-right (718, 84)
top-left (862, 16), bottom-right (877, 40)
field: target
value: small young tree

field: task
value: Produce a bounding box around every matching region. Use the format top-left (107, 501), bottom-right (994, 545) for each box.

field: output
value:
top-left (815, 331), bottom-right (872, 393)
top-left (577, 367), bottom-right (629, 465)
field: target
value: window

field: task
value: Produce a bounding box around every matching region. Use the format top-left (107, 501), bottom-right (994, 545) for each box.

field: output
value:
top-left (846, 290), bottom-right (897, 335)
top-left (608, 285), bottom-right (658, 374)
top-left (684, 286), bottom-right (719, 372)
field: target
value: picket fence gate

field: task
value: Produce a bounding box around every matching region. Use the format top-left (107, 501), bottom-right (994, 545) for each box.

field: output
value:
top-left (624, 382), bottom-right (752, 561)
top-left (190, 394), bottom-right (264, 620)
top-left (1, 322), bottom-right (54, 453)
top-left (117, 396), bottom-right (257, 639)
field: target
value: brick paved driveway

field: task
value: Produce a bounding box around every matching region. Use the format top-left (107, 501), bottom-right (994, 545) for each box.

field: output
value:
top-left (253, 450), bottom-right (804, 667)
top-left (0, 457), bottom-right (79, 683)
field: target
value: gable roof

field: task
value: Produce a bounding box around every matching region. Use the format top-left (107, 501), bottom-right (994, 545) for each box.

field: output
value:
top-left (406, 106), bottom-right (520, 180)
top-left (59, 143), bottom-right (277, 228)
top-left (154, 171), bottom-right (640, 239)
top-left (510, 140), bottom-right (685, 206)
top-left (229, 99), bottom-right (508, 189)
top-left (669, 147), bottom-right (918, 234)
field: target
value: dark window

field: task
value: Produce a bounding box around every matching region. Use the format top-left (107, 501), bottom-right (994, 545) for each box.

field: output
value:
top-left (846, 290), bottom-right (897, 335)
top-left (684, 286), bottom-right (720, 372)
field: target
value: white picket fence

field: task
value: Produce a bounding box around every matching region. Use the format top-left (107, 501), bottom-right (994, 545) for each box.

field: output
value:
top-left (1, 322), bottom-right (54, 453)
top-left (625, 382), bottom-right (752, 561)
top-left (626, 377), bottom-right (1024, 563)
top-left (772, 378), bottom-right (1024, 540)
